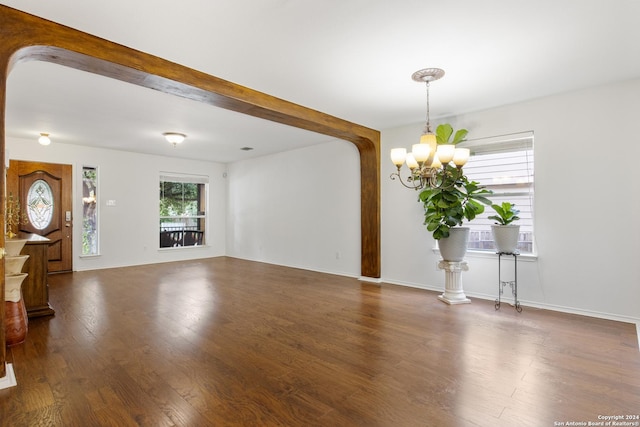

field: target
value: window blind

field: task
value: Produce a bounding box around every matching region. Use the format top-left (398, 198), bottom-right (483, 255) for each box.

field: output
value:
top-left (458, 131), bottom-right (535, 254)
top-left (159, 172), bottom-right (209, 184)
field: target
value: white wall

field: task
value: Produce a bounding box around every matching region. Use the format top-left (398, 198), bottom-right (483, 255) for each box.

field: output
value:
top-left (226, 139), bottom-right (361, 277)
top-left (383, 78), bottom-right (640, 322)
top-left (7, 78), bottom-right (639, 323)
top-left (6, 137), bottom-right (227, 270)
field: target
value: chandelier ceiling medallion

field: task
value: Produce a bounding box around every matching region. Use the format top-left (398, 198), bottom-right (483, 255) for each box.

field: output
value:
top-left (389, 68), bottom-right (470, 190)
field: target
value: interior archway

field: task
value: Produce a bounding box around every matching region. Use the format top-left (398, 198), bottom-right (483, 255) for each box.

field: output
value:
top-left (0, 5), bottom-right (381, 373)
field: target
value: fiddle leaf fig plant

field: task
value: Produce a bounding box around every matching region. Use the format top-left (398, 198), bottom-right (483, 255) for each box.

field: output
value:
top-left (417, 124), bottom-right (493, 240)
top-left (488, 202), bottom-right (520, 225)
top-left (419, 165), bottom-right (492, 240)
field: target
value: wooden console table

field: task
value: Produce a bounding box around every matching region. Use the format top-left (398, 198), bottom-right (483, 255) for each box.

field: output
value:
top-left (19, 234), bottom-right (55, 318)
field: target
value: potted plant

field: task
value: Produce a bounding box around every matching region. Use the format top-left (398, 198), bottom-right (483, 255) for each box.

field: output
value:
top-left (488, 202), bottom-right (521, 254)
top-left (418, 124), bottom-right (492, 261)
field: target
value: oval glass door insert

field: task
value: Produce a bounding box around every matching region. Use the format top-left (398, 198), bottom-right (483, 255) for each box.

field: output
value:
top-left (27, 179), bottom-right (54, 230)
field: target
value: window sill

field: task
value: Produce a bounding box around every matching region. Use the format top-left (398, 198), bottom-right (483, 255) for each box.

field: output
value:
top-left (431, 247), bottom-right (538, 262)
top-left (158, 245), bottom-right (208, 251)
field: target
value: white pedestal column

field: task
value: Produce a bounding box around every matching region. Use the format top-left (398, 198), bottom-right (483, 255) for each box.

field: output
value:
top-left (437, 260), bottom-right (471, 305)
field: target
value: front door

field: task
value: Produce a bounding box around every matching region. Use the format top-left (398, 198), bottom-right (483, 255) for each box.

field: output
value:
top-left (7, 160), bottom-right (73, 273)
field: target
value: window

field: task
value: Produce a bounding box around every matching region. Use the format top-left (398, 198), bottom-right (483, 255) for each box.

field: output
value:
top-left (82, 166), bottom-right (99, 256)
top-left (159, 173), bottom-right (208, 248)
top-left (27, 179), bottom-right (54, 230)
top-left (459, 132), bottom-right (535, 254)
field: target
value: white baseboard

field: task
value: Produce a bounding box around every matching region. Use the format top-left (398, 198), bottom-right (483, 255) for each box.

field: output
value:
top-left (359, 276), bottom-right (382, 284)
top-left (0, 363), bottom-right (17, 390)
top-left (383, 278), bottom-right (640, 331)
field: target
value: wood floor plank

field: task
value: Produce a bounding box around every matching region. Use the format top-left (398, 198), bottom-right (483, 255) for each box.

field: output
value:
top-left (2, 257), bottom-right (638, 426)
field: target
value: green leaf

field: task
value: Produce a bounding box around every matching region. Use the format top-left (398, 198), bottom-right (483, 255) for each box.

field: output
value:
top-left (442, 192), bottom-right (459, 203)
top-left (426, 222), bottom-right (439, 232)
top-left (433, 224), bottom-right (450, 240)
top-left (487, 214), bottom-right (503, 224)
top-left (472, 194), bottom-right (493, 206)
top-left (491, 204), bottom-right (504, 216)
top-left (489, 202), bottom-right (520, 224)
top-left (451, 129), bottom-right (468, 145)
top-left (464, 204), bottom-right (476, 220)
top-left (435, 124), bottom-right (453, 144)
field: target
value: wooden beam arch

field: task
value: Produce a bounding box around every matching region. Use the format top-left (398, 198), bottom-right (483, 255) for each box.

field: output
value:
top-left (0, 6), bottom-right (381, 374)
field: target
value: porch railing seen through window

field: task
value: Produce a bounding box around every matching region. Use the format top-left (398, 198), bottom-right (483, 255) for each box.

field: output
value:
top-left (159, 174), bottom-right (208, 248)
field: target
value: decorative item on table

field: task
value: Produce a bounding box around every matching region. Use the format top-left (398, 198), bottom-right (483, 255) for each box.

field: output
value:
top-left (5, 192), bottom-right (28, 238)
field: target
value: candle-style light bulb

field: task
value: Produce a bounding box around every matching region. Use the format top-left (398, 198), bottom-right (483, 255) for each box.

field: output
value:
top-left (436, 144), bottom-right (456, 164)
top-left (411, 144), bottom-right (431, 163)
top-left (390, 148), bottom-right (407, 166)
top-left (453, 148), bottom-right (470, 167)
top-left (406, 153), bottom-right (419, 169)
top-left (430, 154), bottom-right (442, 169)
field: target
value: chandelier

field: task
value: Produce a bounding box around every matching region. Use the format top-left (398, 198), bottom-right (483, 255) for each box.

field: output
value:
top-left (389, 68), bottom-right (470, 190)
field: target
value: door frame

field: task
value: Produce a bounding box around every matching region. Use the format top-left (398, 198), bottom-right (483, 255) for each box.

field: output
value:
top-left (7, 160), bottom-right (73, 273)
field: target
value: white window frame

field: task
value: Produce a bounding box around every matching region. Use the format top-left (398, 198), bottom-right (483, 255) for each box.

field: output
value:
top-left (458, 131), bottom-right (535, 256)
top-left (159, 172), bottom-right (209, 249)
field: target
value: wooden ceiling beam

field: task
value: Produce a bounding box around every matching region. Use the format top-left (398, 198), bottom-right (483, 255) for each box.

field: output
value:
top-left (0, 6), bottom-right (381, 371)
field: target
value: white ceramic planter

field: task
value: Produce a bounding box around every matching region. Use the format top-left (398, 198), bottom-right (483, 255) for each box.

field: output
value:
top-left (5, 273), bottom-right (28, 302)
top-left (438, 227), bottom-right (470, 262)
top-left (5, 255), bottom-right (29, 275)
top-left (6, 239), bottom-right (28, 257)
top-left (492, 224), bottom-right (520, 254)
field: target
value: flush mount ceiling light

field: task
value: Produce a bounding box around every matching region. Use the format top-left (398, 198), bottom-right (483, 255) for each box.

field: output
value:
top-left (163, 132), bottom-right (186, 147)
top-left (38, 133), bottom-right (51, 146)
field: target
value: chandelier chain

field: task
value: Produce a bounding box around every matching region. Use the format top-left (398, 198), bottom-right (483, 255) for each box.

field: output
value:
top-left (425, 81), bottom-right (432, 134)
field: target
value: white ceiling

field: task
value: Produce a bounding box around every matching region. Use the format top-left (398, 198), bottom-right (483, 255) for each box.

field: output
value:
top-left (3, 0), bottom-right (640, 163)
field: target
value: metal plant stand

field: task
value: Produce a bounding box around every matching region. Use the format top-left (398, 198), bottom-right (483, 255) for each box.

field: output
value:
top-left (495, 251), bottom-right (522, 312)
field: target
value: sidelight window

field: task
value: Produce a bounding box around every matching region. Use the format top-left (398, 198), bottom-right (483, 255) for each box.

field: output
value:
top-left (82, 166), bottom-right (99, 256)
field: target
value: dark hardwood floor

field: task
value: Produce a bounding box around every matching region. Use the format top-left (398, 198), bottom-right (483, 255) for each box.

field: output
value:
top-left (1, 257), bottom-right (638, 426)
